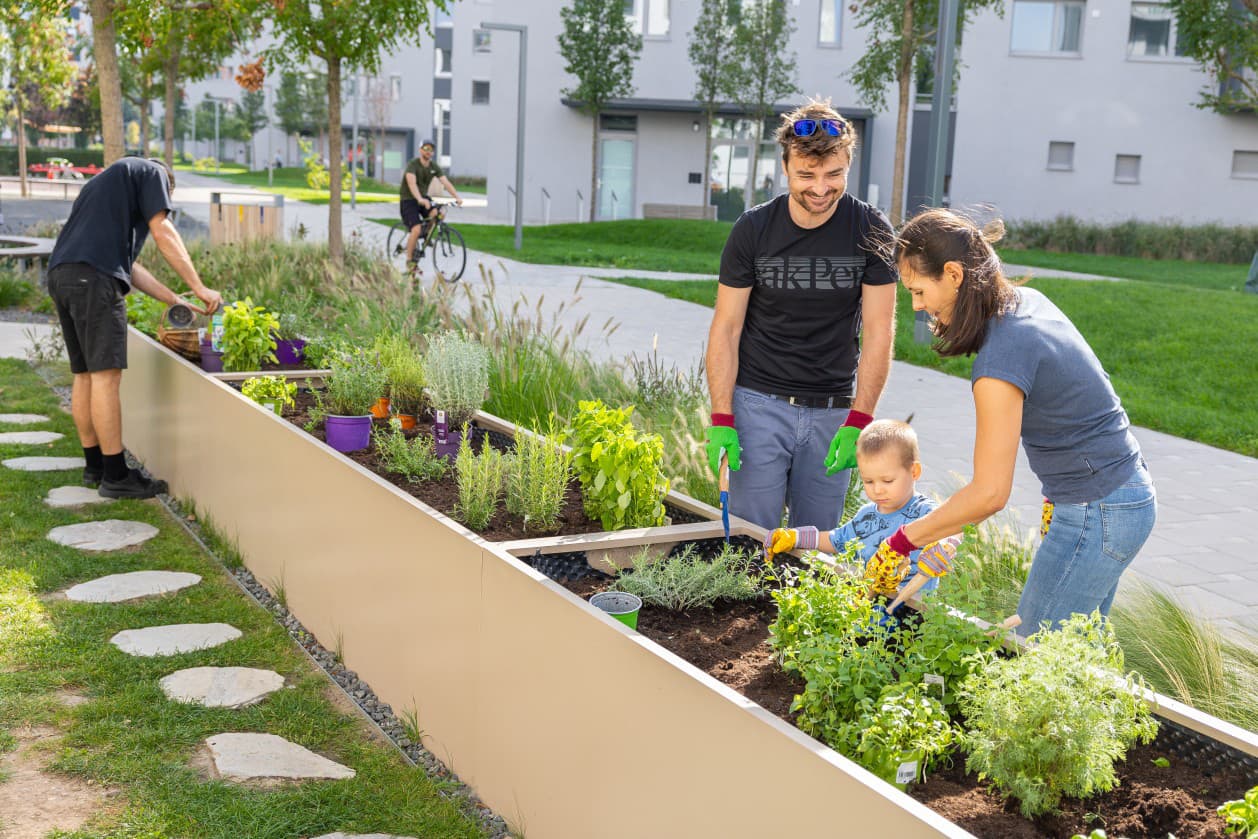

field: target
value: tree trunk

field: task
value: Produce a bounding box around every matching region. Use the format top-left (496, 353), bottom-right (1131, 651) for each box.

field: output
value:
top-left (16, 95), bottom-right (28, 198)
top-left (163, 45), bottom-right (182, 166)
top-left (88, 0), bottom-right (124, 164)
top-left (590, 111), bottom-right (598, 222)
top-left (702, 109), bottom-right (714, 218)
top-left (326, 57), bottom-right (344, 267)
top-left (890, 0), bottom-right (915, 225)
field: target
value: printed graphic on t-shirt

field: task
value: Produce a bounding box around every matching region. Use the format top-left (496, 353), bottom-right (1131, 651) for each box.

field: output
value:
top-left (753, 255), bottom-right (865, 290)
top-left (845, 495), bottom-right (932, 543)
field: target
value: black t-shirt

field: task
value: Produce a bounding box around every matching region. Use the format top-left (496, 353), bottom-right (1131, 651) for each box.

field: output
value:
top-left (49, 157), bottom-right (175, 289)
top-left (719, 193), bottom-right (896, 397)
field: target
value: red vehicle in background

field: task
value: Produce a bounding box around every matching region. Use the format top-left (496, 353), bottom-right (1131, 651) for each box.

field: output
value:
top-left (26, 157), bottom-right (103, 179)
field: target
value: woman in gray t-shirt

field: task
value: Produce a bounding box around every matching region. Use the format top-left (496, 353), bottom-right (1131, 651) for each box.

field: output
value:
top-left (866, 208), bottom-right (1155, 634)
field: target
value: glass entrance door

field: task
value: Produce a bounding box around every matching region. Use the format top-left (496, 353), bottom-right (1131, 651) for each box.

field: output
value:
top-left (597, 138), bottom-right (635, 220)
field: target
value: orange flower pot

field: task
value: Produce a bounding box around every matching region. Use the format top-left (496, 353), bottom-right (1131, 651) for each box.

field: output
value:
top-left (397, 413), bottom-right (417, 430)
top-left (370, 397), bottom-right (391, 419)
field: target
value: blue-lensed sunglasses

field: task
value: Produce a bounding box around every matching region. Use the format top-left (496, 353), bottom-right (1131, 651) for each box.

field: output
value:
top-left (793, 118), bottom-right (845, 137)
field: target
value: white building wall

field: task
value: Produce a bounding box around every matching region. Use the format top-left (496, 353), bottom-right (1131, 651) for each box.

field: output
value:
top-left (951, 1), bottom-right (1258, 224)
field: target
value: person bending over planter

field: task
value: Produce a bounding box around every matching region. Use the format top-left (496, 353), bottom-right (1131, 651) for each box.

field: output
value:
top-left (871, 209), bottom-right (1156, 634)
top-left (763, 419), bottom-right (959, 615)
top-left (47, 157), bottom-right (222, 498)
top-left (705, 98), bottom-right (897, 532)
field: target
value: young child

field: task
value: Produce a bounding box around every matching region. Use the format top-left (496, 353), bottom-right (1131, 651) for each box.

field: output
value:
top-left (764, 420), bottom-right (960, 612)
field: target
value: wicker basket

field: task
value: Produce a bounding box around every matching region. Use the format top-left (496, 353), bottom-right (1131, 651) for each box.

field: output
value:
top-left (157, 303), bottom-right (202, 361)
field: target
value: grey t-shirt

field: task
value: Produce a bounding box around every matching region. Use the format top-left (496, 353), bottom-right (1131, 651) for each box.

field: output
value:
top-left (971, 287), bottom-right (1140, 503)
top-left (49, 157), bottom-right (174, 290)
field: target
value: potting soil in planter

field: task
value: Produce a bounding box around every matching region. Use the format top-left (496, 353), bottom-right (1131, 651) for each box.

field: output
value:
top-left (554, 539), bottom-right (1257, 839)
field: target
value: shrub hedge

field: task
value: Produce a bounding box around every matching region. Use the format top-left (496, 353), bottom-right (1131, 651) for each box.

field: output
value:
top-left (1004, 216), bottom-right (1258, 264)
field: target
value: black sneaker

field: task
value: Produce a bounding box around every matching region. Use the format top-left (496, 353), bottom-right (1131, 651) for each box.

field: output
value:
top-left (82, 467), bottom-right (103, 488)
top-left (99, 469), bottom-right (169, 499)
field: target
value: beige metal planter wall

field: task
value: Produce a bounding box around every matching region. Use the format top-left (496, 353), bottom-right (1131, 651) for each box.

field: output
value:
top-left (119, 329), bottom-right (1256, 838)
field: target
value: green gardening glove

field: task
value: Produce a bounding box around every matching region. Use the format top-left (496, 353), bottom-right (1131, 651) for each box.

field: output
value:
top-left (705, 414), bottom-right (741, 478)
top-left (824, 410), bottom-right (873, 476)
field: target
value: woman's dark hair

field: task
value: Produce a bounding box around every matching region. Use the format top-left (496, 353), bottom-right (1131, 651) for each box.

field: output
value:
top-left (893, 208), bottom-right (1018, 357)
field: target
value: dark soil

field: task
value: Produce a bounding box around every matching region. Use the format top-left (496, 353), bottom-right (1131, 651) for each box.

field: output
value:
top-left (558, 571), bottom-right (1256, 839)
top-left (281, 389), bottom-right (607, 542)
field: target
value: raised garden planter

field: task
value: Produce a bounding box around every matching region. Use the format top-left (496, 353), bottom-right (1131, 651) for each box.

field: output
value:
top-left (120, 328), bottom-right (1258, 839)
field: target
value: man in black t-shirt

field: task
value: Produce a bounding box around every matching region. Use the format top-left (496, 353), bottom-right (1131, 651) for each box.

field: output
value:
top-left (704, 100), bottom-right (897, 531)
top-left (47, 157), bottom-right (222, 499)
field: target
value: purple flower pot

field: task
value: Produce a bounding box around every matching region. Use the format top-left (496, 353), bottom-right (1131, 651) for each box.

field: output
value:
top-left (434, 427), bottom-right (463, 461)
top-left (274, 338), bottom-right (307, 365)
top-left (200, 339), bottom-right (224, 373)
top-left (325, 414), bottom-right (372, 453)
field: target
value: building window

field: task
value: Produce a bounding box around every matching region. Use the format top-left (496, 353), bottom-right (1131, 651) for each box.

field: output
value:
top-left (599, 114), bottom-right (638, 132)
top-left (1010, 0), bottom-right (1084, 54)
top-left (819, 0), bottom-right (841, 44)
top-left (1232, 150), bottom-right (1258, 179)
top-left (390, 75), bottom-right (402, 102)
top-left (473, 29), bottom-right (491, 53)
top-left (435, 48), bottom-right (452, 76)
top-left (1128, 2), bottom-right (1187, 57)
top-left (624, 0), bottom-right (669, 36)
top-left (472, 80), bottom-right (490, 105)
top-left (1047, 141), bottom-right (1075, 171)
top-left (1114, 154), bottom-right (1141, 183)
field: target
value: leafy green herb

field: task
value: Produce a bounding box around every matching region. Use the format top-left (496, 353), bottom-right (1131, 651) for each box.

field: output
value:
top-left (1152, 756), bottom-right (1171, 768)
top-left (960, 612), bottom-right (1160, 817)
top-left (241, 375), bottom-right (297, 414)
top-left (841, 683), bottom-right (955, 785)
top-left (320, 349), bottom-right (386, 417)
top-left (1218, 784), bottom-right (1258, 838)
top-left (567, 399), bottom-right (669, 530)
top-left (373, 419), bottom-right (447, 483)
top-left (220, 297), bottom-right (279, 372)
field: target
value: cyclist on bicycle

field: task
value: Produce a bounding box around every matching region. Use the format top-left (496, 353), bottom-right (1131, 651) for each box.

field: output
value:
top-left (399, 139), bottom-right (464, 273)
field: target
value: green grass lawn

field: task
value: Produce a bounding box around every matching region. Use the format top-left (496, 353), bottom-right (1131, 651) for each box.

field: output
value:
top-left (177, 166), bottom-right (398, 206)
top-left (0, 359), bottom-right (488, 839)
top-left (603, 275), bottom-right (1258, 458)
top-left (998, 248), bottom-right (1249, 291)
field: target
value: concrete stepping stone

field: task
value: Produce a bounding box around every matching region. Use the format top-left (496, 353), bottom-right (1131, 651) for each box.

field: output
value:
top-left (45, 485), bottom-right (114, 508)
top-left (0, 430), bottom-right (63, 445)
top-left (110, 623), bottom-right (241, 657)
top-left (3, 455), bottom-right (84, 471)
top-left (66, 571), bottom-right (201, 603)
top-left (205, 733), bottom-right (355, 781)
top-left (311, 834), bottom-right (421, 839)
top-left (0, 413), bottom-right (49, 425)
top-left (48, 520), bottom-right (159, 552)
top-left (160, 666), bottom-right (284, 709)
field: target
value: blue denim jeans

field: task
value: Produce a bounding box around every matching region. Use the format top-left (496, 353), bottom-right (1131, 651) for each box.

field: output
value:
top-left (1018, 459), bottom-right (1156, 634)
top-left (729, 385), bottom-right (852, 530)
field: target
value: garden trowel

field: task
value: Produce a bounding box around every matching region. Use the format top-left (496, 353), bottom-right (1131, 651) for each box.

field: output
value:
top-left (719, 452), bottom-right (730, 543)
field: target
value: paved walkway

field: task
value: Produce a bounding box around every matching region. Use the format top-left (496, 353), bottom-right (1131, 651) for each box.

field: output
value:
top-left (17, 171), bottom-right (1249, 639)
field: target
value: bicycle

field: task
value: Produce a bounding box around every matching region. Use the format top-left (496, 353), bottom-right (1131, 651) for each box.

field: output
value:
top-left (385, 201), bottom-right (467, 283)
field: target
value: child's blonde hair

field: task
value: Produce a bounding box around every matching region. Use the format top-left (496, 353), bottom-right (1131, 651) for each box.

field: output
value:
top-left (855, 419), bottom-right (919, 469)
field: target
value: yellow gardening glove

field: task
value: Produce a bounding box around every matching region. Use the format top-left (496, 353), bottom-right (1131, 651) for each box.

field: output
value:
top-left (763, 525), bottom-right (819, 561)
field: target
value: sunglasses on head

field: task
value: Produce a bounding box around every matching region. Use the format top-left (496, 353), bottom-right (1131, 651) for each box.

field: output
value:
top-left (792, 118), bottom-right (845, 137)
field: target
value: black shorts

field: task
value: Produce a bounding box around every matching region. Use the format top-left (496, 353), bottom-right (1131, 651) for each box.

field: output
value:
top-left (47, 263), bottom-right (128, 374)
top-left (400, 198), bottom-right (434, 230)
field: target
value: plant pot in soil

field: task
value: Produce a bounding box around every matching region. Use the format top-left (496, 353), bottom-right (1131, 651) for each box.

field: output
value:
top-left (325, 414), bottom-right (372, 453)
top-left (397, 414), bottom-right (417, 430)
top-left (274, 337), bottom-right (307, 365)
top-left (370, 397), bottom-right (391, 419)
top-left (589, 591), bottom-right (643, 630)
top-left (199, 339), bottom-right (224, 373)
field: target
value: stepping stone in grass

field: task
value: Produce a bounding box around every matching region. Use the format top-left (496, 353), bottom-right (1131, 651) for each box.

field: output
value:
top-left (205, 733), bottom-right (355, 781)
top-left (311, 834), bottom-right (422, 839)
top-left (0, 413), bottom-right (49, 424)
top-left (110, 623), bottom-right (242, 657)
top-left (45, 485), bottom-right (114, 508)
top-left (66, 571), bottom-right (201, 603)
top-left (160, 666), bottom-right (284, 709)
top-left (0, 431), bottom-right (63, 445)
top-left (3, 455), bottom-right (85, 471)
top-left (47, 520), bottom-right (159, 552)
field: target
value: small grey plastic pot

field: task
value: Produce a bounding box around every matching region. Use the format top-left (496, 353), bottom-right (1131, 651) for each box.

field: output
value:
top-left (589, 591), bottom-right (643, 630)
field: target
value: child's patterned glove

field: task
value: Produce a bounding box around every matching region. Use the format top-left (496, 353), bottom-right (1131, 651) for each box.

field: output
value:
top-left (916, 536), bottom-right (959, 578)
top-left (1040, 498), bottom-right (1054, 539)
top-left (763, 526), bottom-right (818, 561)
top-left (865, 527), bottom-right (916, 598)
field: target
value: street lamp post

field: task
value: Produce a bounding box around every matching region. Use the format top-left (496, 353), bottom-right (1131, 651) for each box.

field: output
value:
top-left (481, 22), bottom-right (527, 251)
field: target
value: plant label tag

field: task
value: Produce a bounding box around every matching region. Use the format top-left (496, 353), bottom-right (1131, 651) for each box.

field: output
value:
top-left (434, 410), bottom-right (448, 444)
top-left (210, 313), bottom-right (224, 352)
top-left (924, 673), bottom-right (945, 697)
top-left (896, 760), bottom-right (919, 785)
top-left (263, 401), bottom-right (277, 414)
